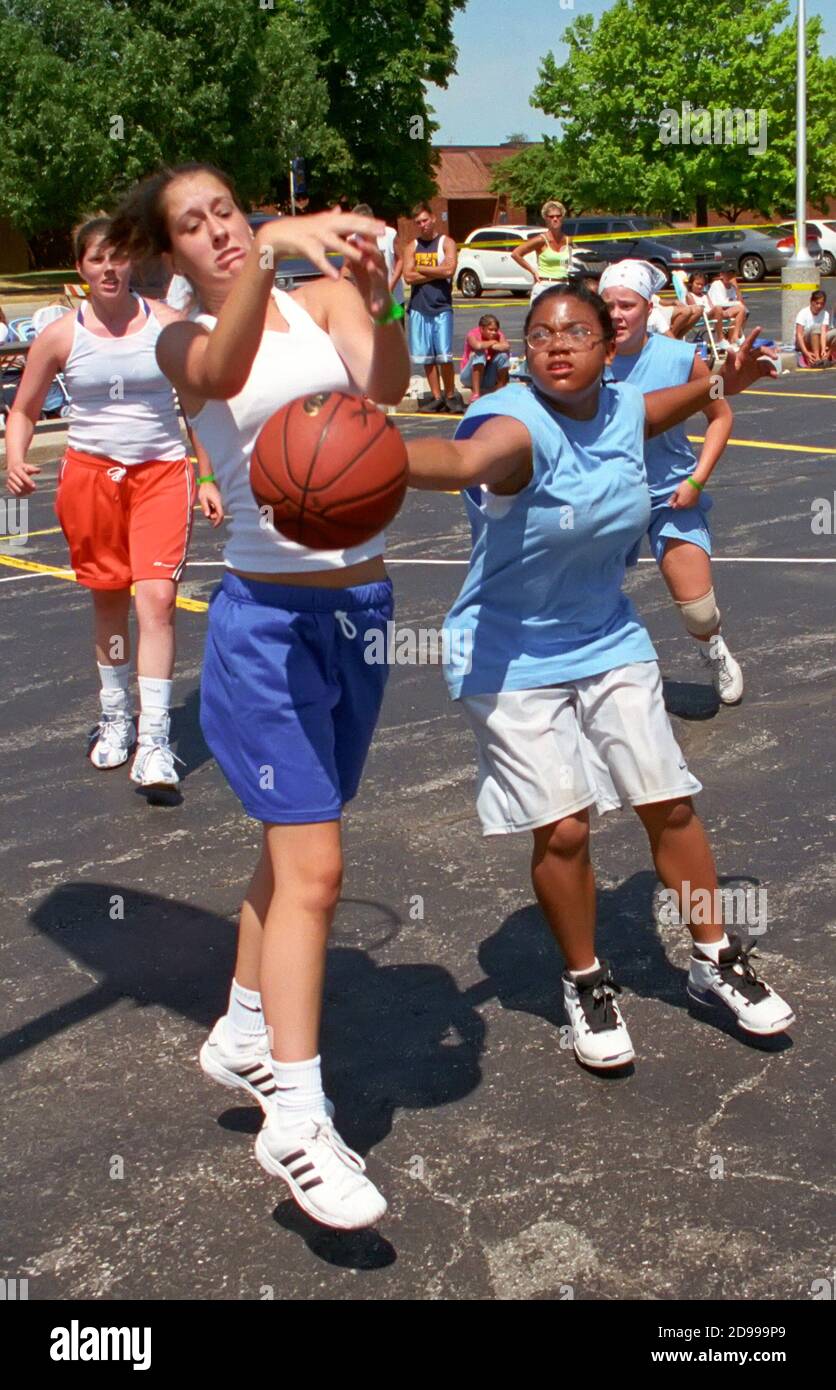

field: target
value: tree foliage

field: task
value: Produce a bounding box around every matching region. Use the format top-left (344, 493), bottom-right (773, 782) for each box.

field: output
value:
top-left (1, 0), bottom-right (464, 261)
top-left (492, 0), bottom-right (836, 220)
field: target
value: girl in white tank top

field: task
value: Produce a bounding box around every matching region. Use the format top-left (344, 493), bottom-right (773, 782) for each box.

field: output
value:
top-left (109, 164), bottom-right (410, 1231)
top-left (5, 217), bottom-right (195, 801)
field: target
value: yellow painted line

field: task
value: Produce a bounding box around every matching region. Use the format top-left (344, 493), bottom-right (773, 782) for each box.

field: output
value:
top-left (0, 524), bottom-right (63, 542)
top-left (782, 283), bottom-right (820, 291)
top-left (749, 389), bottom-right (836, 400)
top-left (0, 554), bottom-right (76, 579)
top-left (688, 434), bottom-right (836, 455)
top-left (0, 552), bottom-right (210, 609)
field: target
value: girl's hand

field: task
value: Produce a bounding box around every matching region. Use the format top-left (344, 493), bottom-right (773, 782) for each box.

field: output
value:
top-left (5, 457), bottom-right (40, 496)
top-left (255, 209), bottom-right (385, 282)
top-left (198, 481), bottom-right (224, 526)
top-left (668, 479), bottom-right (701, 510)
top-left (719, 326), bottom-right (778, 394)
top-left (348, 236), bottom-right (392, 320)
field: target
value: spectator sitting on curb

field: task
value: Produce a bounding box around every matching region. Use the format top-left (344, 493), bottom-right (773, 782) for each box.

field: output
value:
top-left (460, 314), bottom-right (511, 399)
top-left (794, 289), bottom-right (836, 367)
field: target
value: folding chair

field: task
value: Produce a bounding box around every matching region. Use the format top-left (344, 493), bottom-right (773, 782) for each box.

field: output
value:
top-left (671, 271), bottom-right (721, 364)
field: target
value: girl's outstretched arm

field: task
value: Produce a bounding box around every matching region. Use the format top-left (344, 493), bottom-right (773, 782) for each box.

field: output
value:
top-left (407, 415), bottom-right (532, 492)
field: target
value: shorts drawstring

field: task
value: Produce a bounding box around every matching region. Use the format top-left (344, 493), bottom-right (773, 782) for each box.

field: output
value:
top-left (107, 466), bottom-right (127, 483)
top-left (334, 610), bottom-right (358, 640)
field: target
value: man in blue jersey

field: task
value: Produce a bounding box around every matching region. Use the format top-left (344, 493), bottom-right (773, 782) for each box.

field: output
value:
top-left (601, 260), bottom-right (743, 704)
top-left (403, 202), bottom-right (464, 414)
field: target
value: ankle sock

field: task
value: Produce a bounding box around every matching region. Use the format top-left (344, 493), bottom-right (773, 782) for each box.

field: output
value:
top-left (696, 934), bottom-right (730, 964)
top-left (270, 1055), bottom-right (328, 1124)
top-left (567, 957), bottom-right (601, 982)
top-left (98, 662), bottom-right (131, 717)
top-left (227, 978), bottom-right (266, 1046)
top-left (138, 676), bottom-right (172, 739)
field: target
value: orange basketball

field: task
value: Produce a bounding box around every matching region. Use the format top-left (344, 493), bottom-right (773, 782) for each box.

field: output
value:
top-left (250, 392), bottom-right (408, 550)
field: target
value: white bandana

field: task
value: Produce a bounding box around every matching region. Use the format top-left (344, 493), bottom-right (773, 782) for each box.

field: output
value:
top-left (598, 259), bottom-right (669, 302)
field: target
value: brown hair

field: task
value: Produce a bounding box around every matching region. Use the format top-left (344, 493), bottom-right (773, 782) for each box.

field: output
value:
top-left (109, 162), bottom-right (243, 264)
top-left (73, 216), bottom-right (113, 263)
top-left (352, 203), bottom-right (374, 217)
top-left (410, 201), bottom-right (433, 219)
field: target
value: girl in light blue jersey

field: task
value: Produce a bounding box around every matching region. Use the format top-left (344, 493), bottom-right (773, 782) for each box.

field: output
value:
top-left (407, 284), bottom-right (794, 1069)
top-left (601, 260), bottom-right (742, 704)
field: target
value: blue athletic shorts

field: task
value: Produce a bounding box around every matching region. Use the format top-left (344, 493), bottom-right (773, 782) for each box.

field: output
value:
top-left (200, 571), bottom-right (394, 824)
top-left (460, 351), bottom-right (510, 389)
top-left (408, 307), bottom-right (454, 364)
top-left (648, 494), bottom-right (713, 565)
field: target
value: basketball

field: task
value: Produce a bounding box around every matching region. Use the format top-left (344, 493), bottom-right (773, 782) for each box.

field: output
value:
top-left (250, 391), bottom-right (408, 549)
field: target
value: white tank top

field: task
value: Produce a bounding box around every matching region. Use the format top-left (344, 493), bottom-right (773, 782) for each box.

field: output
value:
top-left (189, 289), bottom-right (385, 573)
top-left (65, 296), bottom-right (186, 465)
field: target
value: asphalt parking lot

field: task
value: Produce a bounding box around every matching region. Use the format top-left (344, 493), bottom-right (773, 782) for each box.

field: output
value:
top-left (1, 285), bottom-right (834, 1301)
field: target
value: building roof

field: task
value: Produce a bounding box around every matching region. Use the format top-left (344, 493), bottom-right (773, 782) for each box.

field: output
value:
top-left (432, 145), bottom-right (535, 199)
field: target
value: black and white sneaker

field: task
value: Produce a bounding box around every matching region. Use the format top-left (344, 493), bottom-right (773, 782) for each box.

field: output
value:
top-left (255, 1111), bottom-right (387, 1230)
top-left (687, 935), bottom-right (795, 1036)
top-left (446, 390), bottom-right (467, 414)
top-left (562, 962), bottom-right (635, 1068)
top-left (199, 1017), bottom-right (278, 1107)
top-left (419, 395), bottom-right (448, 413)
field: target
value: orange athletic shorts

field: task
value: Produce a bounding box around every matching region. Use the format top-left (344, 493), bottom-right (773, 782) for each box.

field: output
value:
top-left (55, 447), bottom-right (195, 590)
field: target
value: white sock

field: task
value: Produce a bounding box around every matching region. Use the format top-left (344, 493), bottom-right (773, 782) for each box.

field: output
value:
top-left (98, 662), bottom-right (131, 717)
top-left (696, 934), bottom-right (730, 963)
top-left (568, 957), bottom-right (601, 982)
top-left (271, 1055), bottom-right (328, 1124)
top-left (138, 676), bottom-right (172, 739)
top-left (226, 978), bottom-right (266, 1046)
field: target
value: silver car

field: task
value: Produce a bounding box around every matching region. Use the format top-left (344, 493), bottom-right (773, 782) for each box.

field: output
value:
top-left (709, 226), bottom-right (822, 282)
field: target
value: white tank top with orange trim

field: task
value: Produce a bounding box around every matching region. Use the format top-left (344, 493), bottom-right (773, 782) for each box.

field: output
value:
top-left (65, 295), bottom-right (186, 465)
top-left (189, 289), bottom-right (385, 573)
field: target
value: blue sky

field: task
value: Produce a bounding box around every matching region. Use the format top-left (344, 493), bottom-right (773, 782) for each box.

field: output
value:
top-left (427, 0), bottom-right (836, 145)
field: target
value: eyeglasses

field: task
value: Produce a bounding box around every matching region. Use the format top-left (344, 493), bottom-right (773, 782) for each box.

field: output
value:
top-left (525, 324), bottom-right (603, 351)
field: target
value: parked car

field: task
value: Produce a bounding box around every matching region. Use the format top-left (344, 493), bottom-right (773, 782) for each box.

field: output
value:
top-left (710, 225), bottom-right (823, 281)
top-left (247, 212), bottom-right (344, 288)
top-left (454, 225), bottom-right (606, 298)
top-left (561, 215), bottom-right (724, 281)
top-left (777, 220), bottom-right (834, 277)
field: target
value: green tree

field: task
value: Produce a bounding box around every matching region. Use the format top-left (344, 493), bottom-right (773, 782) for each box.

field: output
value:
top-left (0, 0), bottom-right (348, 264)
top-left (492, 0), bottom-right (836, 222)
top-left (306, 0), bottom-right (466, 218)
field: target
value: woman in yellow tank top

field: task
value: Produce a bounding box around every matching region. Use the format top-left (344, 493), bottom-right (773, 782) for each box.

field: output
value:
top-left (511, 199), bottom-right (573, 302)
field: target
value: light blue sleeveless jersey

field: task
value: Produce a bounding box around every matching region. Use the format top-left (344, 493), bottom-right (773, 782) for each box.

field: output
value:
top-left (444, 381), bottom-right (656, 698)
top-left (607, 334), bottom-right (703, 507)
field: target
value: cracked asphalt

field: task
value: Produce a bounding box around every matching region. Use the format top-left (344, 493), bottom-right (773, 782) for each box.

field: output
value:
top-left (1, 286), bottom-right (834, 1301)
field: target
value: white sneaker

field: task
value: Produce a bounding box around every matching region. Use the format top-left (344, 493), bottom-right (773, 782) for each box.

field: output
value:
top-left (562, 962), bottom-right (635, 1068)
top-left (687, 935), bottom-right (795, 1036)
top-left (199, 1017), bottom-right (277, 1108)
top-left (88, 713), bottom-right (136, 769)
top-left (130, 735), bottom-right (183, 795)
top-left (700, 634), bottom-right (744, 704)
top-left (255, 1111), bottom-right (387, 1230)
top-left (199, 1017), bottom-right (359, 1161)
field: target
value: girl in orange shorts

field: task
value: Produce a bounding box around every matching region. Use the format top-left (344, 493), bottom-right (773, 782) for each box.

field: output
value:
top-left (5, 217), bottom-right (214, 801)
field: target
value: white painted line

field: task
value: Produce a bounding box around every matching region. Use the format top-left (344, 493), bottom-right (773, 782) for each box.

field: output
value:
top-left (182, 556), bottom-right (836, 570)
top-left (0, 570), bottom-right (54, 583)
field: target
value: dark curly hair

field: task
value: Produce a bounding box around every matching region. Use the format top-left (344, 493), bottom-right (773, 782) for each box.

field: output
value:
top-left (524, 282), bottom-right (615, 344)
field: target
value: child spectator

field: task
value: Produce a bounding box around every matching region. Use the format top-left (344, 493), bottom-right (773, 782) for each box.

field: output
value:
top-left (707, 270), bottom-right (748, 347)
top-left (794, 289), bottom-right (836, 367)
top-left (459, 314), bottom-right (511, 399)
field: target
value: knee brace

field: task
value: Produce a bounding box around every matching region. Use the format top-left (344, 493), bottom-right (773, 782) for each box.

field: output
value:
top-left (675, 587), bottom-right (720, 637)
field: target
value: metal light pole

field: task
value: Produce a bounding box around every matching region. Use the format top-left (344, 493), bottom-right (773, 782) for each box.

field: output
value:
top-left (781, 0), bottom-right (819, 346)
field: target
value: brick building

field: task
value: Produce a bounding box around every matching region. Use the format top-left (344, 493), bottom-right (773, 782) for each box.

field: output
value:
top-left (397, 144), bottom-right (534, 248)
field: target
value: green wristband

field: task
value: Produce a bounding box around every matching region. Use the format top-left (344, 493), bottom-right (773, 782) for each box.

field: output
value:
top-left (686, 476), bottom-right (704, 492)
top-left (196, 473), bottom-right (216, 485)
top-left (373, 300), bottom-right (405, 326)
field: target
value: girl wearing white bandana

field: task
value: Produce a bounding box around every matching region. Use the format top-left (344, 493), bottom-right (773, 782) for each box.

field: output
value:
top-left (601, 260), bottom-right (744, 705)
